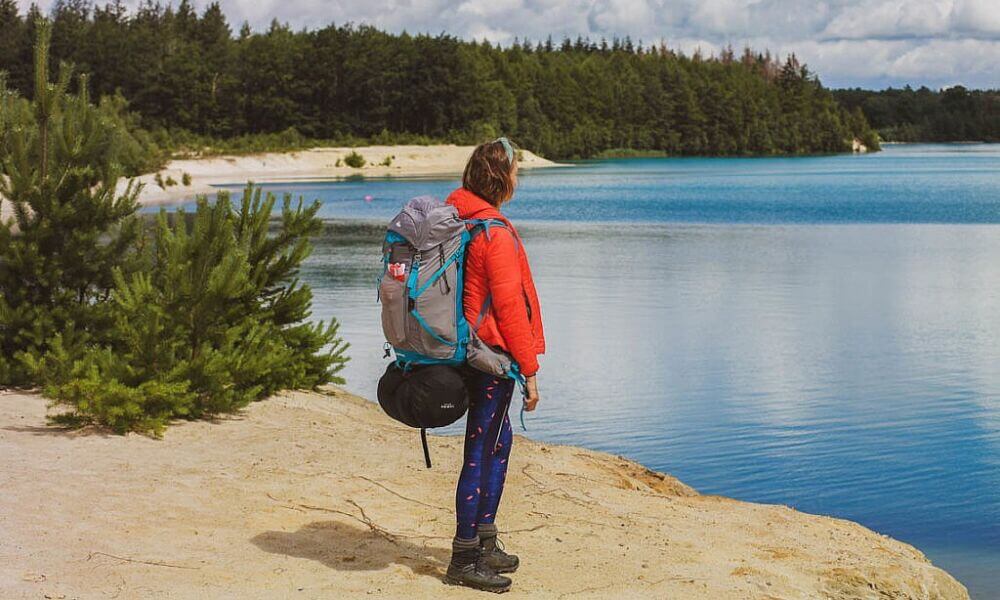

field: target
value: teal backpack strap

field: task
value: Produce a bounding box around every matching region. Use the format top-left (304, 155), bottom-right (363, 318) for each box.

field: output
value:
top-left (474, 293), bottom-right (492, 329)
top-left (412, 241), bottom-right (467, 298)
top-left (504, 363), bottom-right (528, 431)
top-left (376, 249), bottom-right (389, 301)
top-left (467, 218), bottom-right (510, 243)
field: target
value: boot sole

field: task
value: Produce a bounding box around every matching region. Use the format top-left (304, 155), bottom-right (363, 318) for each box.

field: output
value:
top-left (492, 565), bottom-right (518, 574)
top-left (443, 574), bottom-right (512, 594)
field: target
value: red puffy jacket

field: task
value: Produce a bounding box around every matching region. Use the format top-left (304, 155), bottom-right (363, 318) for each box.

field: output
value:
top-left (447, 188), bottom-right (545, 376)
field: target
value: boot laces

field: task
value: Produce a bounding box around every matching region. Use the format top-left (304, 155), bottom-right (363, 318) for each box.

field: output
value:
top-left (492, 537), bottom-right (511, 557)
top-left (475, 550), bottom-right (501, 576)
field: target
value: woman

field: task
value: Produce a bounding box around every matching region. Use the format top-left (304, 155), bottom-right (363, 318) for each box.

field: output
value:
top-left (444, 138), bottom-right (544, 593)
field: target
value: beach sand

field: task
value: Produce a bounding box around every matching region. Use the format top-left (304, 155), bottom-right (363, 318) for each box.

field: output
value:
top-left (2, 144), bottom-right (559, 222)
top-left (0, 388), bottom-right (968, 599)
top-left (131, 145), bottom-right (562, 207)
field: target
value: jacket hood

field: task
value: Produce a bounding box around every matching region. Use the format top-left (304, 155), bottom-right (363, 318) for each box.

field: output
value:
top-left (446, 188), bottom-right (511, 226)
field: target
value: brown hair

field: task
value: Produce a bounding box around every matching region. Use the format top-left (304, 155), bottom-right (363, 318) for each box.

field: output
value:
top-left (462, 139), bottom-right (518, 207)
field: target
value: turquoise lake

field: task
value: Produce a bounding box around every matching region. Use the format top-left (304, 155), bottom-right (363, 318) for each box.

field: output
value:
top-left (219, 143), bottom-right (1000, 596)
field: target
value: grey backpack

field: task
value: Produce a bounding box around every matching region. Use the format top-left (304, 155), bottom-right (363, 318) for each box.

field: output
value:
top-left (377, 196), bottom-right (519, 380)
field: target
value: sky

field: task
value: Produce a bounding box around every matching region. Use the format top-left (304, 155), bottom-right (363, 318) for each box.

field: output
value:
top-left (16, 0), bottom-right (1000, 89)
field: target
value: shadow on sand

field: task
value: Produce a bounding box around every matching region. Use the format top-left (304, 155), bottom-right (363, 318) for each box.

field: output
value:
top-left (0, 423), bottom-right (117, 438)
top-left (251, 520), bottom-right (450, 580)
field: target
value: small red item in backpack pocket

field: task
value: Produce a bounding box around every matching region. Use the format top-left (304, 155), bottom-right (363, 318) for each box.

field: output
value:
top-left (388, 262), bottom-right (407, 281)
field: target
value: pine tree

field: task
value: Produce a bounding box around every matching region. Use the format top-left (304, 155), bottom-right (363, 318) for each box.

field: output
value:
top-left (3, 21), bottom-right (348, 432)
top-left (39, 186), bottom-right (349, 434)
top-left (0, 20), bottom-right (141, 385)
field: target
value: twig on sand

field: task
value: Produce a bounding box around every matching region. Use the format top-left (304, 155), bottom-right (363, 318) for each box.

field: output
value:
top-left (266, 492), bottom-right (307, 513)
top-left (294, 499), bottom-right (401, 544)
top-left (521, 464), bottom-right (599, 509)
top-left (502, 524), bottom-right (547, 534)
top-left (520, 463), bottom-right (548, 488)
top-left (559, 581), bottom-right (620, 598)
top-left (355, 475), bottom-right (450, 512)
top-left (528, 510), bottom-right (622, 530)
top-left (345, 499), bottom-right (385, 534)
top-left (267, 494), bottom-right (410, 541)
top-left (553, 471), bottom-right (609, 486)
top-left (86, 551), bottom-right (199, 570)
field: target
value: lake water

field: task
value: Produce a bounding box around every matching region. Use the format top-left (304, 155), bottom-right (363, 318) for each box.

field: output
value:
top-left (225, 144), bottom-right (1000, 596)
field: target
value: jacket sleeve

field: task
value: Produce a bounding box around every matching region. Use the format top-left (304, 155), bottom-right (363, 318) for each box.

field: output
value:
top-left (483, 228), bottom-right (539, 376)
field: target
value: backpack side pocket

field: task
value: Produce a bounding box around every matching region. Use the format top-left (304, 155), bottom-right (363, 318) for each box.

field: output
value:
top-left (380, 243), bottom-right (413, 348)
top-left (466, 333), bottom-right (513, 378)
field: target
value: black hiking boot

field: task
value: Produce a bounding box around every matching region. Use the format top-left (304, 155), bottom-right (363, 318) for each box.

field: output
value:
top-left (444, 536), bottom-right (512, 593)
top-left (478, 523), bottom-right (520, 574)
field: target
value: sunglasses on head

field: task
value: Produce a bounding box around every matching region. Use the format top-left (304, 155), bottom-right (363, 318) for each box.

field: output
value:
top-left (495, 137), bottom-right (514, 164)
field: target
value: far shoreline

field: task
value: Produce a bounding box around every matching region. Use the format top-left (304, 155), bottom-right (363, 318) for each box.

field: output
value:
top-left (126, 139), bottom-right (896, 209)
top-left (129, 144), bottom-right (569, 208)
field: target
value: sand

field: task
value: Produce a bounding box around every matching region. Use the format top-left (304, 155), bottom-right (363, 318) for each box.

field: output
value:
top-left (129, 145), bottom-right (563, 208)
top-left (0, 388), bottom-right (968, 599)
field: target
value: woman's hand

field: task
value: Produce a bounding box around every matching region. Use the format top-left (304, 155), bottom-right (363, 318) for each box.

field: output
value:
top-left (524, 375), bottom-right (540, 411)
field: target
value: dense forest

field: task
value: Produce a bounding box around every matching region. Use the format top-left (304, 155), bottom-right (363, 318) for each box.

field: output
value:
top-left (0, 0), bottom-right (878, 159)
top-left (834, 86), bottom-right (999, 143)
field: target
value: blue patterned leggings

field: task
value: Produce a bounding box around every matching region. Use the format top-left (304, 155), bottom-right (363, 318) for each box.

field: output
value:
top-left (455, 371), bottom-right (515, 540)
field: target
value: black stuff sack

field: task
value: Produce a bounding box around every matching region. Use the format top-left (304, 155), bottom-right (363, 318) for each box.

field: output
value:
top-left (377, 363), bottom-right (469, 467)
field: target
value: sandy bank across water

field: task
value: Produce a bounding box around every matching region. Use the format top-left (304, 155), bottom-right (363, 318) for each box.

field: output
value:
top-left (131, 145), bottom-right (564, 207)
top-left (0, 388), bottom-right (967, 599)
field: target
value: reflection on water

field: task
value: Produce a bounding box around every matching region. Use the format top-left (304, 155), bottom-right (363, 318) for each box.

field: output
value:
top-left (216, 145), bottom-right (1000, 595)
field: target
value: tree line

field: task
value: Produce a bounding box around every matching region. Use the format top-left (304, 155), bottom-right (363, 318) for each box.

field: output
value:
top-left (0, 0), bottom-right (879, 158)
top-left (833, 86), bottom-right (999, 143)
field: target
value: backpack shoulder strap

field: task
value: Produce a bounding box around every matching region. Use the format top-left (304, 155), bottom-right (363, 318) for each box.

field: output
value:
top-left (466, 218), bottom-right (509, 240)
top-left (466, 218), bottom-right (520, 254)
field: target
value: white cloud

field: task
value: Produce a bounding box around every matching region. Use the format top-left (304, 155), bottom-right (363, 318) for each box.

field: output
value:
top-left (823, 0), bottom-right (947, 40)
top-left (15, 0), bottom-right (1000, 88)
top-left (950, 0), bottom-right (1000, 36)
top-left (769, 36), bottom-right (1000, 88)
top-left (587, 0), bottom-right (660, 35)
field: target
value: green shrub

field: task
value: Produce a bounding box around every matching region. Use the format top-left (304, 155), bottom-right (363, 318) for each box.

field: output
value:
top-left (2, 21), bottom-right (349, 435)
top-left (380, 155), bottom-right (393, 167)
top-left (343, 151), bottom-right (365, 168)
top-left (164, 175), bottom-right (177, 187)
top-left (38, 185), bottom-right (349, 434)
top-left (181, 172), bottom-right (192, 186)
top-left (40, 339), bottom-right (196, 435)
top-left (154, 173), bottom-right (165, 187)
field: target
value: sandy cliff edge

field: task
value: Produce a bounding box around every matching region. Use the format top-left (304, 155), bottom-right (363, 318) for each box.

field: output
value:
top-left (0, 388), bottom-right (968, 599)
